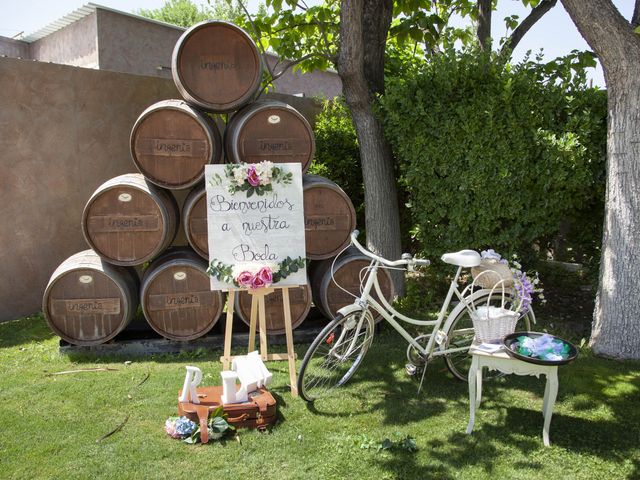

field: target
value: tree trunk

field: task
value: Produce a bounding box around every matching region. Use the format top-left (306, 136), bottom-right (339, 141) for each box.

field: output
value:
top-left (561, 0), bottom-right (640, 359)
top-left (591, 74), bottom-right (640, 359)
top-left (338, 0), bottom-right (404, 295)
top-left (476, 0), bottom-right (492, 50)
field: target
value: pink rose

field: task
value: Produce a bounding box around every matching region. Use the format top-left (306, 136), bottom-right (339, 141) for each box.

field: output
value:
top-left (257, 266), bottom-right (273, 284)
top-left (246, 165), bottom-right (260, 187)
top-left (251, 275), bottom-right (266, 289)
top-left (236, 271), bottom-right (254, 287)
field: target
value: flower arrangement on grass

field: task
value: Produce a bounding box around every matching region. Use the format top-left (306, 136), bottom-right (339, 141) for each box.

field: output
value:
top-left (207, 257), bottom-right (306, 289)
top-left (479, 249), bottom-right (545, 313)
top-left (209, 161), bottom-right (293, 198)
top-left (165, 407), bottom-right (234, 444)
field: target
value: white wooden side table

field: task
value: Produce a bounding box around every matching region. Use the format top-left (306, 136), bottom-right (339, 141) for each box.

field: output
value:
top-left (466, 343), bottom-right (559, 446)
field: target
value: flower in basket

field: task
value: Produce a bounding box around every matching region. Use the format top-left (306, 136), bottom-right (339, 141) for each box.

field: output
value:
top-left (478, 250), bottom-right (545, 314)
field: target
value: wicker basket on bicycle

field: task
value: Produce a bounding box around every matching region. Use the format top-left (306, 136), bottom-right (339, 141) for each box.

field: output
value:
top-left (464, 270), bottom-right (524, 343)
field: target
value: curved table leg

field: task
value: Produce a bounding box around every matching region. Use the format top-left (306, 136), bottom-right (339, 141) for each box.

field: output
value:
top-left (476, 364), bottom-right (483, 408)
top-left (466, 356), bottom-right (479, 435)
top-left (542, 368), bottom-right (558, 447)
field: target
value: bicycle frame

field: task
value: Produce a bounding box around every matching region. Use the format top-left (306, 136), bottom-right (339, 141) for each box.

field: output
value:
top-left (337, 259), bottom-right (472, 362)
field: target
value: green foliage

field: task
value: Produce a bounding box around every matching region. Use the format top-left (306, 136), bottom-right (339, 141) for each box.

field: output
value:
top-left (309, 98), bottom-right (365, 227)
top-left (137, 0), bottom-right (244, 27)
top-left (379, 49), bottom-right (607, 264)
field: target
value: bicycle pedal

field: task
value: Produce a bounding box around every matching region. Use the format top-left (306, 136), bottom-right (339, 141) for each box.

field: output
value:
top-left (405, 363), bottom-right (418, 376)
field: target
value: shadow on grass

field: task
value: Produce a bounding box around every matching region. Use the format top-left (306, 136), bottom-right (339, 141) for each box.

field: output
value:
top-left (337, 334), bottom-right (640, 479)
top-left (0, 313), bottom-right (54, 349)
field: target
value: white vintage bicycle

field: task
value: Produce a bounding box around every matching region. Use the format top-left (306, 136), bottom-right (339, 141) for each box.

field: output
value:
top-left (297, 230), bottom-right (534, 402)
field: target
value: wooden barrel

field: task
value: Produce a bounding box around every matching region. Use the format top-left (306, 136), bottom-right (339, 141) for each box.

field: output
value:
top-left (82, 174), bottom-right (179, 266)
top-left (309, 247), bottom-right (395, 322)
top-left (182, 184), bottom-right (209, 259)
top-left (225, 100), bottom-right (315, 172)
top-left (130, 99), bottom-right (222, 189)
top-left (235, 284), bottom-right (312, 335)
top-left (171, 21), bottom-right (263, 112)
top-left (42, 250), bottom-right (139, 346)
top-left (303, 175), bottom-right (357, 260)
top-left (141, 248), bottom-right (224, 341)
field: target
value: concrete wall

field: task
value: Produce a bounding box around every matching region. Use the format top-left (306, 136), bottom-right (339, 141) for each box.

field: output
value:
top-left (94, 8), bottom-right (342, 97)
top-left (30, 13), bottom-right (98, 69)
top-left (0, 57), bottom-right (179, 321)
top-left (268, 57), bottom-right (343, 99)
top-left (97, 9), bottom-right (181, 78)
top-left (0, 7), bottom-right (341, 98)
top-left (0, 36), bottom-right (30, 59)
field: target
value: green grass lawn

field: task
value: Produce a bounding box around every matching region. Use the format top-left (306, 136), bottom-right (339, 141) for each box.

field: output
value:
top-left (1, 314), bottom-right (639, 479)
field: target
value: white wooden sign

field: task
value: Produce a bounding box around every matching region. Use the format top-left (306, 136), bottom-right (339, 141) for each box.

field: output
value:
top-left (205, 162), bottom-right (307, 291)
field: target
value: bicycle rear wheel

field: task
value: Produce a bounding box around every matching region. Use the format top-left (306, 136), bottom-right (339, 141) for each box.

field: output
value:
top-left (443, 299), bottom-right (533, 381)
top-left (297, 309), bottom-right (375, 402)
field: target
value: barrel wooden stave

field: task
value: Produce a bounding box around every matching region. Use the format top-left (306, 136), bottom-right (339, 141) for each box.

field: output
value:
top-left (310, 247), bottom-right (395, 322)
top-left (172, 21), bottom-right (263, 112)
top-left (182, 183), bottom-right (209, 259)
top-left (82, 174), bottom-right (179, 266)
top-left (43, 250), bottom-right (139, 346)
top-left (141, 248), bottom-right (224, 341)
top-left (235, 284), bottom-right (312, 335)
top-left (303, 175), bottom-right (357, 260)
top-left (225, 100), bottom-right (315, 173)
top-left (130, 99), bottom-right (222, 189)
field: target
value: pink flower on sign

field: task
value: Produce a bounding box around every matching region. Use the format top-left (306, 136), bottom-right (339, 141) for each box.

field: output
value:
top-left (236, 271), bottom-right (254, 287)
top-left (251, 275), bottom-right (266, 289)
top-left (257, 266), bottom-right (273, 285)
top-left (246, 165), bottom-right (260, 187)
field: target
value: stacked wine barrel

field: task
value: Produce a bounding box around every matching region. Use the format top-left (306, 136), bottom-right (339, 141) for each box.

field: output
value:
top-left (43, 21), bottom-right (394, 347)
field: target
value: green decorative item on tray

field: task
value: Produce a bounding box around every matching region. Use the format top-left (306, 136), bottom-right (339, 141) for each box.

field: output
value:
top-left (502, 332), bottom-right (578, 366)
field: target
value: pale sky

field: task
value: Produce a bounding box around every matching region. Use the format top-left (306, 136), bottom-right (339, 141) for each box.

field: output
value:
top-left (0, 0), bottom-right (635, 87)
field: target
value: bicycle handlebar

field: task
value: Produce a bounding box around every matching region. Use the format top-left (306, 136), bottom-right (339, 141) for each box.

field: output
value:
top-left (350, 230), bottom-right (431, 268)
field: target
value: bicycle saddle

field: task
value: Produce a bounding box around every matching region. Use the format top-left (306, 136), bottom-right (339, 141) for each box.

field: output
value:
top-left (441, 250), bottom-right (481, 268)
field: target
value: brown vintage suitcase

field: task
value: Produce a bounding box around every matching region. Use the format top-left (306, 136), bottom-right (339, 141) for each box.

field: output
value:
top-left (178, 386), bottom-right (277, 443)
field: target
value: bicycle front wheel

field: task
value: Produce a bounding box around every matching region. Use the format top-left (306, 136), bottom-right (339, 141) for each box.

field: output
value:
top-left (297, 309), bottom-right (375, 402)
top-left (444, 302), bottom-right (534, 381)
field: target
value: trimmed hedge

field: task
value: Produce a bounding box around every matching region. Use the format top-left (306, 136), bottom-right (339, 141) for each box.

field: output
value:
top-left (378, 51), bottom-right (606, 264)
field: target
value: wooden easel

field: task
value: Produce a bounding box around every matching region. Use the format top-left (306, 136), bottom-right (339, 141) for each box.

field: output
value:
top-left (220, 287), bottom-right (298, 397)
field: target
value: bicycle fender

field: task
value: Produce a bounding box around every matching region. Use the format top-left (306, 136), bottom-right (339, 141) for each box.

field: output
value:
top-left (337, 304), bottom-right (364, 317)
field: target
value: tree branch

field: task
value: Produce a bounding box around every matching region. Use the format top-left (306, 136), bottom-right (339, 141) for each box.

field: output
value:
top-left (268, 53), bottom-right (326, 81)
top-left (236, 0), bottom-right (275, 80)
top-left (633, 0), bottom-right (640, 28)
top-left (561, 0), bottom-right (640, 73)
top-left (501, 0), bottom-right (557, 56)
top-left (476, 0), bottom-right (492, 51)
